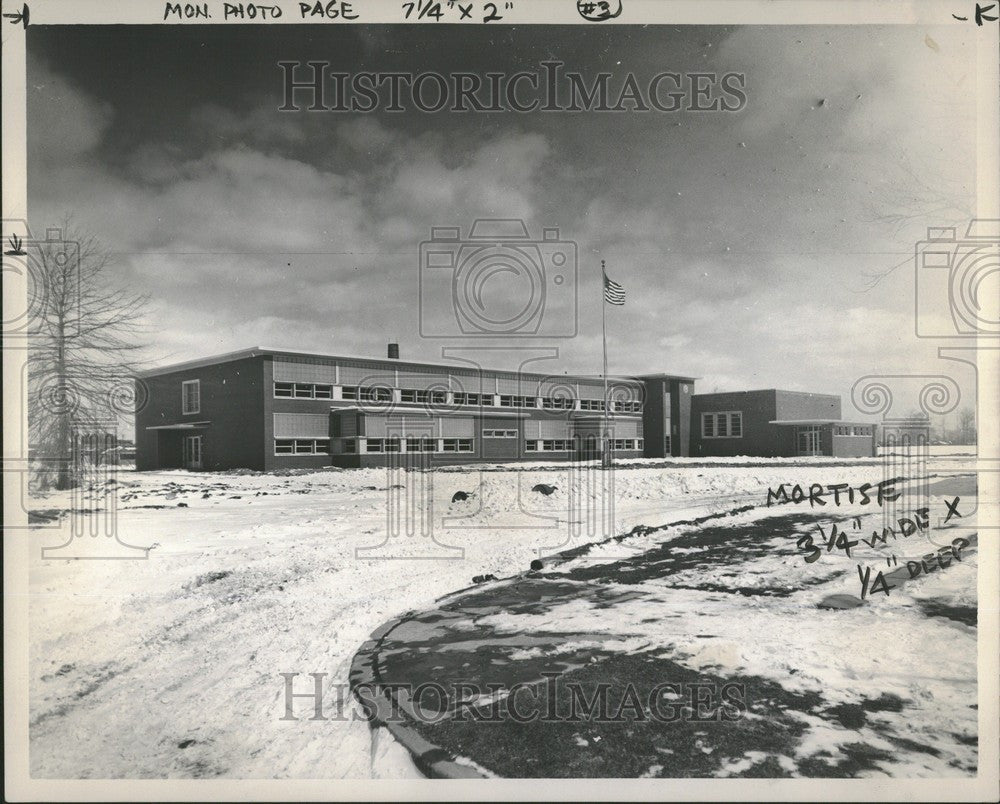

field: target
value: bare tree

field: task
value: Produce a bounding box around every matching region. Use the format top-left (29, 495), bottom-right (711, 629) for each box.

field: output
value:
top-left (25, 218), bottom-right (149, 489)
top-left (957, 407), bottom-right (976, 445)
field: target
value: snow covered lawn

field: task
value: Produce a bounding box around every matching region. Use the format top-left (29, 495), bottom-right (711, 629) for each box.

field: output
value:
top-left (27, 451), bottom-right (978, 778)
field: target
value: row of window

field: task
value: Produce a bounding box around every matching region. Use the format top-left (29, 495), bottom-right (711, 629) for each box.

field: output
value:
top-left (836, 426), bottom-right (873, 437)
top-left (273, 382), bottom-right (642, 412)
top-left (524, 439), bottom-right (645, 452)
top-left (274, 439), bottom-right (330, 455)
top-left (273, 437), bottom-right (644, 456)
top-left (701, 412), bottom-right (743, 439)
top-left (275, 382), bottom-right (334, 399)
top-left (344, 437), bottom-right (475, 454)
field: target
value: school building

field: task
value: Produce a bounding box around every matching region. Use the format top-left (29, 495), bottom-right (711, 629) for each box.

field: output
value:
top-left (134, 345), bottom-right (876, 471)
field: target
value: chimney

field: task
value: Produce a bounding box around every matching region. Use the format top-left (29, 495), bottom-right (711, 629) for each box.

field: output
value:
top-left (387, 342), bottom-right (400, 359)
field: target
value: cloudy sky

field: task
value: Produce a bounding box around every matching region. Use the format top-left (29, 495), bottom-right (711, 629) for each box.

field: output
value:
top-left (27, 23), bottom-right (981, 414)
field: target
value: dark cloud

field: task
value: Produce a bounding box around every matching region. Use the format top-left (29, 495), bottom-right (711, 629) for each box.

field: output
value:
top-left (26, 24), bottom-right (978, 410)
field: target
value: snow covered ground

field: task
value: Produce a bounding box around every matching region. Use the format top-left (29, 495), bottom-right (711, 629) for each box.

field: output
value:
top-left (27, 449), bottom-right (978, 778)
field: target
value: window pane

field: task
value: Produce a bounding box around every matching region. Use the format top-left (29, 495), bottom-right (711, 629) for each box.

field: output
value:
top-left (703, 414), bottom-right (714, 438)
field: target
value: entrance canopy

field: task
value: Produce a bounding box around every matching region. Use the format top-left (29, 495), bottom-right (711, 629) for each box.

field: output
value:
top-left (145, 421), bottom-right (210, 430)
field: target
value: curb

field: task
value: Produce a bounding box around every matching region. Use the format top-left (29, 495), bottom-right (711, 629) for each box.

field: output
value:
top-left (349, 611), bottom-right (490, 780)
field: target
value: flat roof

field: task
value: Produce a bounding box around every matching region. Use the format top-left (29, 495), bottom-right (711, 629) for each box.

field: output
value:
top-left (696, 388), bottom-right (840, 398)
top-left (138, 346), bottom-right (694, 384)
top-left (635, 372), bottom-right (700, 382)
top-left (144, 421), bottom-right (211, 430)
top-left (769, 419), bottom-right (875, 426)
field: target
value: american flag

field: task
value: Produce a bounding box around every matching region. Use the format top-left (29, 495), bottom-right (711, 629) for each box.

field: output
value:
top-left (603, 268), bottom-right (626, 305)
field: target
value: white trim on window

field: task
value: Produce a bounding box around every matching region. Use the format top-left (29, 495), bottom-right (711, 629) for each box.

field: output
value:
top-left (274, 438), bottom-right (330, 456)
top-left (701, 411), bottom-right (742, 439)
top-left (181, 379), bottom-right (201, 415)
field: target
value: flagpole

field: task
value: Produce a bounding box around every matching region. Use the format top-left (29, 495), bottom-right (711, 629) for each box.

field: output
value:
top-left (601, 259), bottom-right (609, 469)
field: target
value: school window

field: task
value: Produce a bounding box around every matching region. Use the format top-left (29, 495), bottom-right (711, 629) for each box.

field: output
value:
top-left (524, 441), bottom-right (537, 452)
top-left (341, 386), bottom-right (359, 401)
top-left (314, 385), bottom-right (332, 399)
top-left (480, 395), bottom-right (495, 406)
top-left (543, 396), bottom-right (573, 410)
top-left (275, 438), bottom-right (329, 456)
top-left (499, 395), bottom-right (514, 408)
top-left (702, 411), bottom-right (742, 439)
top-left (366, 438), bottom-right (383, 452)
top-left (384, 438), bottom-right (401, 452)
top-left (359, 386), bottom-right (392, 403)
top-left (274, 382), bottom-right (294, 398)
top-left (541, 439), bottom-right (573, 451)
top-left (483, 429), bottom-right (517, 438)
top-left (342, 439), bottom-right (356, 453)
top-left (729, 412), bottom-right (742, 437)
top-left (580, 399), bottom-right (605, 412)
top-left (613, 400), bottom-right (643, 413)
top-left (181, 380), bottom-right (200, 415)
top-left (406, 437), bottom-right (436, 452)
top-left (442, 438), bottom-right (473, 452)
top-left (399, 388), bottom-right (443, 405)
top-left (294, 383), bottom-right (313, 399)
